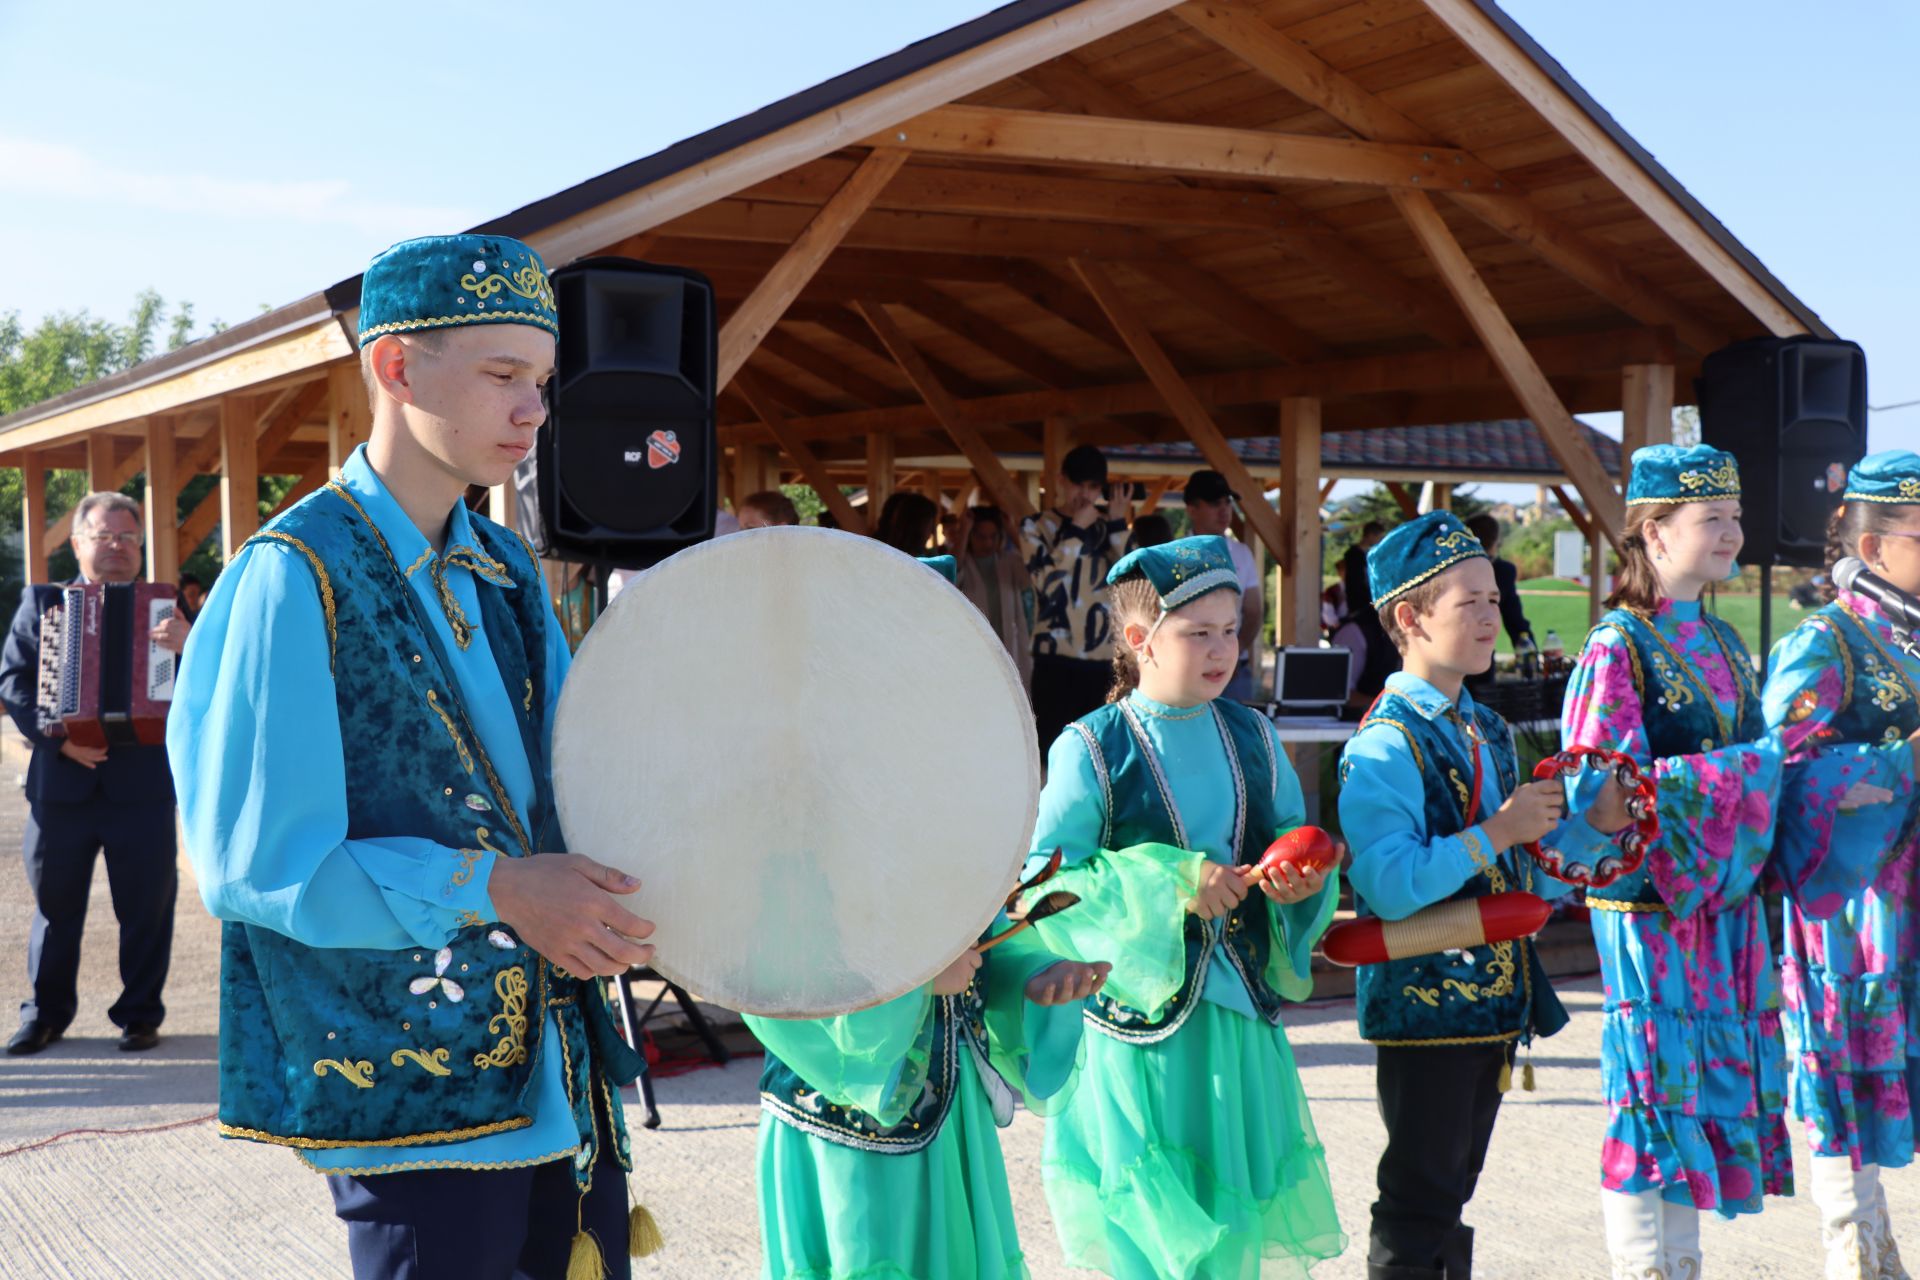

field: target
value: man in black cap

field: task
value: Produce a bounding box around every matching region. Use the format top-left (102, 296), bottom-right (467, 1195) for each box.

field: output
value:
top-left (1182, 470), bottom-right (1265, 702)
top-left (1020, 443), bottom-right (1131, 748)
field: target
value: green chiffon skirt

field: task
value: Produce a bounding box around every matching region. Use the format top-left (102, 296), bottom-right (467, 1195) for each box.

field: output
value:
top-left (1042, 1000), bottom-right (1346, 1279)
top-left (758, 1052), bottom-right (1029, 1279)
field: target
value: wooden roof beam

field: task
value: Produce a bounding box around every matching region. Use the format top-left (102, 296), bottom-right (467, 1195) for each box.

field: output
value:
top-left (1175, 0), bottom-right (1726, 353)
top-left (1018, 55), bottom-right (1473, 348)
top-left (1069, 258), bottom-right (1287, 560)
top-left (888, 282), bottom-right (1082, 387)
top-left (1391, 188), bottom-right (1622, 545)
top-left (668, 197), bottom-right (1168, 261)
top-left (756, 329), bottom-right (909, 409)
top-left (716, 324), bottom-right (1670, 447)
top-left (716, 147), bottom-right (908, 391)
top-left (868, 106), bottom-right (1501, 190)
top-left (853, 300), bottom-right (1034, 520)
top-left (1121, 260), bottom-right (1334, 364)
top-left (175, 377), bottom-right (331, 550)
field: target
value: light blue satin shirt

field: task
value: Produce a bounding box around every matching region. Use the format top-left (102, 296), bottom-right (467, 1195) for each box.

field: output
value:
top-left (169, 446), bottom-right (576, 1173)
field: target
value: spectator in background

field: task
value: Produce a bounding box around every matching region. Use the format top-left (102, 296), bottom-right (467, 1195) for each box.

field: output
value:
top-left (0, 492), bottom-right (190, 1055)
top-left (1466, 514), bottom-right (1534, 650)
top-left (1126, 513), bottom-right (1174, 551)
top-left (1020, 443), bottom-right (1131, 748)
top-left (876, 492), bottom-right (940, 556)
top-left (954, 506), bottom-right (1033, 694)
top-left (738, 490), bottom-right (800, 530)
top-left (1340, 519), bottom-right (1398, 698)
top-left (177, 572), bottom-right (207, 622)
top-left (1181, 469), bottom-right (1266, 702)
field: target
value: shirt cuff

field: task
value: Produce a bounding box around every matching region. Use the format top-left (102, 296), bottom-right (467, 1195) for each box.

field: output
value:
top-left (352, 837), bottom-right (500, 949)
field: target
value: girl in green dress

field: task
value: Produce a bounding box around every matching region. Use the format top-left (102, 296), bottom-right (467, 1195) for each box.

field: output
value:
top-left (747, 929), bottom-right (1109, 1278)
top-left (1022, 535), bottom-right (1346, 1279)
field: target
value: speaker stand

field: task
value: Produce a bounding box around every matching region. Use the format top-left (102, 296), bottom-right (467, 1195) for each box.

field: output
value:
top-left (1757, 564), bottom-right (1773, 679)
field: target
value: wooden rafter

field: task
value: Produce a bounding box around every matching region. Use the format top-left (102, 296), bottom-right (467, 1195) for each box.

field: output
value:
top-left (870, 106), bottom-right (1499, 190)
top-left (1385, 483), bottom-right (1420, 519)
top-left (735, 372), bottom-right (870, 534)
top-left (854, 300), bottom-right (1033, 521)
top-left (720, 322), bottom-right (1671, 446)
top-left (1018, 56), bottom-right (1473, 348)
top-left (176, 378), bottom-right (329, 547)
top-left (716, 147), bottom-right (908, 391)
top-left (756, 330), bottom-right (905, 408)
top-left (1391, 189), bottom-right (1623, 544)
top-left (670, 198), bottom-right (1165, 263)
top-left (889, 282), bottom-right (1082, 387)
top-left (1122, 260), bottom-right (1333, 364)
top-left (1174, 0), bottom-right (1725, 354)
top-left (1069, 259), bottom-right (1285, 559)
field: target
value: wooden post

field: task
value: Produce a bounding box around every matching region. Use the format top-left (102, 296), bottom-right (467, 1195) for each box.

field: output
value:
top-left (487, 484), bottom-right (511, 526)
top-left (85, 433), bottom-right (114, 494)
top-left (1620, 363), bottom-right (1675, 493)
top-left (20, 452), bottom-right (47, 585)
top-left (220, 396), bottom-right (260, 560)
top-left (865, 432), bottom-right (894, 521)
top-left (144, 419), bottom-right (179, 585)
top-left (1278, 397), bottom-right (1322, 646)
top-left (1432, 483), bottom-right (1453, 512)
top-left (1589, 527), bottom-right (1605, 626)
top-left (1042, 417), bottom-right (1073, 509)
top-left (733, 444), bottom-right (770, 503)
top-left (327, 363), bottom-right (372, 470)
top-left (1385, 483), bottom-right (1420, 519)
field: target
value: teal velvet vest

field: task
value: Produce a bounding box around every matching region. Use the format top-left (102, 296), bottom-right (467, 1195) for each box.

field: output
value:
top-left (758, 983), bottom-right (990, 1155)
top-left (216, 483), bottom-right (642, 1163)
top-left (1341, 692), bottom-right (1566, 1046)
top-left (1071, 698), bottom-right (1286, 1044)
top-left (1805, 604), bottom-right (1920, 746)
top-left (1583, 607), bottom-right (1762, 909)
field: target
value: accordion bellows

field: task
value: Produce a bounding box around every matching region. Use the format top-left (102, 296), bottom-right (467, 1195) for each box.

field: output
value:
top-left (34, 582), bottom-right (179, 747)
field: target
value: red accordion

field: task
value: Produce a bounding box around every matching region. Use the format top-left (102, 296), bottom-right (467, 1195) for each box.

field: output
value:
top-left (34, 582), bottom-right (179, 747)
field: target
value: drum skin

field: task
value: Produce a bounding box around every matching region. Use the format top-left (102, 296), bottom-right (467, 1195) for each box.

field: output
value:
top-left (552, 527), bottom-right (1041, 1017)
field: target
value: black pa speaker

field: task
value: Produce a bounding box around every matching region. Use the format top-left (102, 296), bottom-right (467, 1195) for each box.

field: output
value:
top-left (1697, 335), bottom-right (1867, 568)
top-left (520, 257), bottom-right (717, 568)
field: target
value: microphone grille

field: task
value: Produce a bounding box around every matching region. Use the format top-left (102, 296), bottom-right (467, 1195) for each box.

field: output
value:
top-left (1834, 557), bottom-right (1867, 591)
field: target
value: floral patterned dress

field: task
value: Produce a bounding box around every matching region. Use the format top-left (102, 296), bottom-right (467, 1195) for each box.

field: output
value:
top-left (1762, 591), bottom-right (1920, 1172)
top-left (1561, 599), bottom-right (1791, 1216)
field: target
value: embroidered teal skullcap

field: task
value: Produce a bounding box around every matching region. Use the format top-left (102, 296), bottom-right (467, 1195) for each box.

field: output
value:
top-left (917, 554), bottom-right (958, 585)
top-left (358, 234), bottom-right (557, 343)
top-left (1106, 535), bottom-right (1241, 611)
top-left (1367, 511), bottom-right (1489, 607)
top-left (1843, 451), bottom-right (1920, 504)
top-left (1625, 443), bottom-right (1741, 505)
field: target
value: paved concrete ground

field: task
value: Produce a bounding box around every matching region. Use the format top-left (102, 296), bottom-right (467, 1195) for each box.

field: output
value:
top-left (0, 730), bottom-right (1910, 1278)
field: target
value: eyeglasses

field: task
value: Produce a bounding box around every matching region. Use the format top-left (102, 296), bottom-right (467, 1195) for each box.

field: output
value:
top-left (81, 532), bottom-right (143, 548)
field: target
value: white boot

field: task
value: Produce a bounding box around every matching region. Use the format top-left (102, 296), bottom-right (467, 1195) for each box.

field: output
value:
top-left (1660, 1198), bottom-right (1702, 1280)
top-left (1601, 1188), bottom-right (1667, 1279)
top-left (1811, 1154), bottom-right (1883, 1280)
top-left (1866, 1170), bottom-right (1911, 1280)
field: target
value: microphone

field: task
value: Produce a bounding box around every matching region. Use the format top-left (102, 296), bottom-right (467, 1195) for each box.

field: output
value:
top-left (1833, 557), bottom-right (1920, 631)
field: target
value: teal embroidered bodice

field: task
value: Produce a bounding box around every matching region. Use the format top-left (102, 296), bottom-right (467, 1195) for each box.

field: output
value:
top-left (1070, 698), bottom-right (1287, 1043)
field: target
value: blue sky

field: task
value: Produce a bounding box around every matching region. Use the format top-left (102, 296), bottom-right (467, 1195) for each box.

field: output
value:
top-left (4, 0), bottom-right (1915, 451)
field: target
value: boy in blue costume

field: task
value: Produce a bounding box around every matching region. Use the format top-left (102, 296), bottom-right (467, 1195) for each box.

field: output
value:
top-left (1339, 511), bottom-right (1629, 1280)
top-left (170, 235), bottom-right (657, 1279)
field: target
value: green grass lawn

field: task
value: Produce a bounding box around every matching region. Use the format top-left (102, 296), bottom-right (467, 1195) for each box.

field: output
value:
top-left (1501, 577), bottom-right (1809, 658)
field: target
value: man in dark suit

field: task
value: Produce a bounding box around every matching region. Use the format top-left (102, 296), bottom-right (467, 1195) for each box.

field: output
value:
top-left (1466, 514), bottom-right (1535, 650)
top-left (0, 491), bottom-right (190, 1054)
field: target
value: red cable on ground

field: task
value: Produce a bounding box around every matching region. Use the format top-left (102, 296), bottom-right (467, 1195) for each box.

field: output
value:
top-left (0, 1112), bottom-right (217, 1160)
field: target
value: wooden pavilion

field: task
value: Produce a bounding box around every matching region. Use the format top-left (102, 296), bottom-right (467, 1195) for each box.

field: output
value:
top-left (0, 0), bottom-right (1833, 648)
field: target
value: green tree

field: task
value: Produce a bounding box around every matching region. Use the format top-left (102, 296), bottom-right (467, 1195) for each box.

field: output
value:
top-left (1321, 484), bottom-right (1491, 579)
top-left (0, 293), bottom-right (217, 606)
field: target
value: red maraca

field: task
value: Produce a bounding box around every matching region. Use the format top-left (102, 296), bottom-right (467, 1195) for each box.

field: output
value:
top-left (1245, 825), bottom-right (1339, 883)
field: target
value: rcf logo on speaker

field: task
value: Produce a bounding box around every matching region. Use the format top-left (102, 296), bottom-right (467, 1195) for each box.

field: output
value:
top-left (635, 429), bottom-right (681, 470)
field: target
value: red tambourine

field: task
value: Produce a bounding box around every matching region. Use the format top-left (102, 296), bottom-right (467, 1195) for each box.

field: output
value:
top-left (1524, 747), bottom-right (1659, 889)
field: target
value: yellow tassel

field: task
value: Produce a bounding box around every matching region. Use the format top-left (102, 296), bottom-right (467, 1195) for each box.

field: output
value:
top-left (566, 1229), bottom-right (606, 1280)
top-left (1522, 1058), bottom-right (1537, 1092)
top-left (1497, 1058), bottom-right (1512, 1094)
top-left (629, 1202), bottom-right (665, 1258)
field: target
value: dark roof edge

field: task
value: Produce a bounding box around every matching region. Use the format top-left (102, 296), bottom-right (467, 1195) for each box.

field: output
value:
top-left (324, 0), bottom-right (1088, 315)
top-left (0, 293), bottom-right (341, 436)
top-left (1470, 0), bottom-right (1833, 340)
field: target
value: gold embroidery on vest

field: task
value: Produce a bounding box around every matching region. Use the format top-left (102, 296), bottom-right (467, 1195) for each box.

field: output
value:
top-left (474, 966), bottom-right (530, 1070)
top-left (248, 531), bottom-right (338, 675)
top-left (523, 678), bottom-right (534, 713)
top-left (389, 1047), bottom-right (454, 1077)
top-left (425, 690), bottom-right (475, 775)
top-left (314, 1058), bottom-right (376, 1088)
